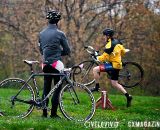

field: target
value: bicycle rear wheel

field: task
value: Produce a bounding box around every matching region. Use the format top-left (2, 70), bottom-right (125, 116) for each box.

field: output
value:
top-left (59, 82), bottom-right (95, 122)
top-left (0, 78), bottom-right (35, 118)
top-left (118, 62), bottom-right (144, 88)
top-left (73, 60), bottom-right (98, 86)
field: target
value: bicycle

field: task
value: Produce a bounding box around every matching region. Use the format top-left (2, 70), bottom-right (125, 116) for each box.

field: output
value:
top-left (72, 46), bottom-right (144, 88)
top-left (0, 60), bottom-right (95, 122)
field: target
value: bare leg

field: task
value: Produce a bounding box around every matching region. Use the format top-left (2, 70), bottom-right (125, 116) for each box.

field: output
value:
top-left (110, 80), bottom-right (132, 107)
top-left (93, 66), bottom-right (100, 83)
top-left (110, 80), bottom-right (127, 94)
top-left (90, 66), bottom-right (101, 92)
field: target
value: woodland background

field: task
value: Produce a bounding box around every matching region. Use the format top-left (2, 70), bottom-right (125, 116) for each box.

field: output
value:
top-left (0, 0), bottom-right (160, 96)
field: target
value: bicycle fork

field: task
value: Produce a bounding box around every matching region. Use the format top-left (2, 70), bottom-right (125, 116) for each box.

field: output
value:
top-left (66, 78), bottom-right (80, 105)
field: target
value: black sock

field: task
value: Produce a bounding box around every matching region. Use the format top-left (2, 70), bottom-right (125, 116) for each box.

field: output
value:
top-left (95, 83), bottom-right (100, 88)
top-left (125, 93), bottom-right (129, 99)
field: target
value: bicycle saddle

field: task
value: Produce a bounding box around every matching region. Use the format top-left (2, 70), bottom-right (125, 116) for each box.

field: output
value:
top-left (23, 60), bottom-right (39, 66)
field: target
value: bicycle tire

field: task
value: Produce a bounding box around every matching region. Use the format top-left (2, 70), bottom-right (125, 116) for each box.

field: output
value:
top-left (118, 62), bottom-right (144, 88)
top-left (72, 60), bottom-right (98, 86)
top-left (59, 82), bottom-right (95, 122)
top-left (0, 78), bottom-right (35, 118)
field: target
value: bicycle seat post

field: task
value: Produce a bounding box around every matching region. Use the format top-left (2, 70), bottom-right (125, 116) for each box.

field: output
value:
top-left (30, 65), bottom-right (34, 75)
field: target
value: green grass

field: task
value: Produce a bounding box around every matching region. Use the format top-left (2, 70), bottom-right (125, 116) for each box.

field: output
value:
top-left (0, 94), bottom-right (160, 130)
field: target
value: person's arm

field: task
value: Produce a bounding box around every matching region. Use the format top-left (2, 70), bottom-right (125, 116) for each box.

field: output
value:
top-left (97, 39), bottom-right (111, 62)
top-left (97, 52), bottom-right (109, 62)
top-left (112, 44), bottom-right (126, 57)
top-left (60, 33), bottom-right (71, 56)
top-left (38, 34), bottom-right (43, 55)
top-left (38, 34), bottom-right (44, 69)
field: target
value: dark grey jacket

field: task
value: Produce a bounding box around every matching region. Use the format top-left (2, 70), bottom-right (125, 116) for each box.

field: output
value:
top-left (39, 24), bottom-right (71, 64)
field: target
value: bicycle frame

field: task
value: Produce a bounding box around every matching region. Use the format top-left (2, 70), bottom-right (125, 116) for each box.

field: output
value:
top-left (0, 60), bottom-right (96, 121)
top-left (12, 71), bottom-right (73, 107)
top-left (76, 46), bottom-right (143, 88)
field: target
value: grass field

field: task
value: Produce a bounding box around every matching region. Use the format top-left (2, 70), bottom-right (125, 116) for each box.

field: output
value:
top-left (0, 93), bottom-right (160, 130)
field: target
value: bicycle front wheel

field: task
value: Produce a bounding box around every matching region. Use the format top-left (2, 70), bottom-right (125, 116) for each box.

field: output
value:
top-left (118, 62), bottom-right (144, 88)
top-left (73, 60), bottom-right (98, 86)
top-left (59, 82), bottom-right (95, 122)
top-left (0, 78), bottom-right (35, 118)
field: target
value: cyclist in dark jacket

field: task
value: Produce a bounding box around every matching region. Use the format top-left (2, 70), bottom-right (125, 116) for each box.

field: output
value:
top-left (38, 10), bottom-right (71, 118)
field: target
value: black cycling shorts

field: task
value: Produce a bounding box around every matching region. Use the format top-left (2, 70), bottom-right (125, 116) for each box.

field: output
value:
top-left (99, 63), bottom-right (120, 80)
top-left (106, 69), bottom-right (120, 80)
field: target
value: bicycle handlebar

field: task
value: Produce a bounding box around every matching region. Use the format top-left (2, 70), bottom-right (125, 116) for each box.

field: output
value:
top-left (84, 46), bottom-right (96, 55)
top-left (84, 45), bottom-right (100, 57)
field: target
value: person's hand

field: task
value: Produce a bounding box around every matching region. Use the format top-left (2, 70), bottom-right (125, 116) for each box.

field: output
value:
top-left (125, 49), bottom-right (130, 52)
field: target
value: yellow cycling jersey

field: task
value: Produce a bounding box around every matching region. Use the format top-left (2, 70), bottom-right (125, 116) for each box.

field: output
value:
top-left (97, 38), bottom-right (126, 69)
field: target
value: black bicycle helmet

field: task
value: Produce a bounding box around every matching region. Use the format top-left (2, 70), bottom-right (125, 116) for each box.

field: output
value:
top-left (103, 28), bottom-right (114, 37)
top-left (46, 10), bottom-right (61, 23)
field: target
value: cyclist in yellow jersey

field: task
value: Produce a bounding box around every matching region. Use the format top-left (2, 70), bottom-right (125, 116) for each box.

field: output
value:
top-left (91, 28), bottom-right (132, 107)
